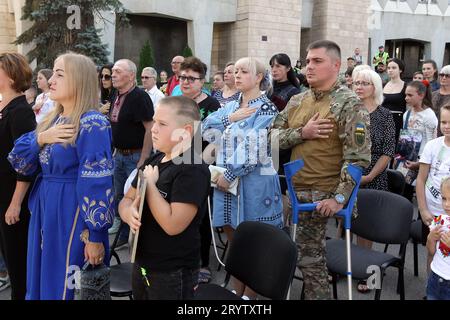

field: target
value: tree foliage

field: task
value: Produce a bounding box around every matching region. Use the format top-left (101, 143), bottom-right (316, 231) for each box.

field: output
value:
top-left (137, 40), bottom-right (154, 84)
top-left (15, 0), bottom-right (129, 69)
top-left (182, 45), bottom-right (193, 58)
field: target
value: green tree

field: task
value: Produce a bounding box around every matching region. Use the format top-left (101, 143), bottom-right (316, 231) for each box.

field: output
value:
top-left (182, 45), bottom-right (193, 58)
top-left (15, 0), bottom-right (129, 69)
top-left (137, 40), bottom-right (154, 85)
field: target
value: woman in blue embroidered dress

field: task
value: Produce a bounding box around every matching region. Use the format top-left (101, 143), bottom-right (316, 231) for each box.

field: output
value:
top-left (202, 57), bottom-right (283, 299)
top-left (8, 53), bottom-right (114, 300)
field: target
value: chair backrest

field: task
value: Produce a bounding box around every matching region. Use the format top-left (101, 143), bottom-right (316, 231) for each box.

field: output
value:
top-left (284, 159), bottom-right (362, 228)
top-left (352, 189), bottom-right (413, 244)
top-left (386, 169), bottom-right (405, 196)
top-left (225, 221), bottom-right (298, 300)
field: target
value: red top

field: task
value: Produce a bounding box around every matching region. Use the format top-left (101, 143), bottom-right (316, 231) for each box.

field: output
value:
top-left (166, 75), bottom-right (179, 96)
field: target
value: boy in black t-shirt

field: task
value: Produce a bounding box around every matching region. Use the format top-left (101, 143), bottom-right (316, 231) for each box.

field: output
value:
top-left (119, 96), bottom-right (210, 300)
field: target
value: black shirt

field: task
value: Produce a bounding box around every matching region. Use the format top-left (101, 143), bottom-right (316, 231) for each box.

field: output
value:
top-left (132, 149), bottom-right (210, 271)
top-left (198, 95), bottom-right (220, 121)
top-left (0, 95), bottom-right (36, 204)
top-left (269, 81), bottom-right (301, 111)
top-left (110, 87), bottom-right (154, 149)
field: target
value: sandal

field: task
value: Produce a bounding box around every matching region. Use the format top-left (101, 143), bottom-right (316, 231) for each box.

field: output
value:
top-left (198, 268), bottom-right (212, 284)
top-left (357, 279), bottom-right (371, 294)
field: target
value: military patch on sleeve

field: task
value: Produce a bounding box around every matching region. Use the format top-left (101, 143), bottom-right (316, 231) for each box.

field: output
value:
top-left (354, 122), bottom-right (366, 146)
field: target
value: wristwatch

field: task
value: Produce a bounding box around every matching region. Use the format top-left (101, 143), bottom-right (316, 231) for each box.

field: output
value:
top-left (334, 193), bottom-right (346, 205)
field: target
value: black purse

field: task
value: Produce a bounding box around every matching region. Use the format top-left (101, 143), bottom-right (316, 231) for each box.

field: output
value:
top-left (74, 262), bottom-right (111, 300)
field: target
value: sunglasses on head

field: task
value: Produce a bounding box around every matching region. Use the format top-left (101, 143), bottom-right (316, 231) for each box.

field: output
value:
top-left (101, 74), bottom-right (111, 80)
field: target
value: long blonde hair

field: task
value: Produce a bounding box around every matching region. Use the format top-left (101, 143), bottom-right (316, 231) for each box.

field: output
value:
top-left (36, 52), bottom-right (100, 145)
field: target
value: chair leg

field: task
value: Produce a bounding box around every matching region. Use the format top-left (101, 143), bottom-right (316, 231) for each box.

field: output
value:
top-left (374, 273), bottom-right (384, 300)
top-left (217, 241), bottom-right (228, 271)
top-left (399, 268), bottom-right (405, 300)
top-left (383, 244), bottom-right (388, 253)
top-left (413, 241), bottom-right (418, 277)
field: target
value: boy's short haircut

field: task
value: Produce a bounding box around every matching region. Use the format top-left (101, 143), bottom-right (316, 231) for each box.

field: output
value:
top-left (441, 176), bottom-right (450, 191)
top-left (441, 104), bottom-right (450, 114)
top-left (159, 96), bottom-right (201, 123)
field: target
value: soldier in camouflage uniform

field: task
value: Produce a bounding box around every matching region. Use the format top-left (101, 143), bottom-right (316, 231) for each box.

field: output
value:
top-left (269, 40), bottom-right (371, 300)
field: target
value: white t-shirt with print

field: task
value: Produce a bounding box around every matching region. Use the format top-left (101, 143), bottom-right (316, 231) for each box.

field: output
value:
top-left (35, 92), bottom-right (55, 123)
top-left (420, 137), bottom-right (450, 216)
top-left (403, 108), bottom-right (438, 156)
top-left (430, 214), bottom-right (450, 280)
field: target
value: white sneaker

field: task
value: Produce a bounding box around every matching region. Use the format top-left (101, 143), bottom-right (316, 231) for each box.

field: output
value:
top-left (108, 217), bottom-right (121, 235)
top-left (0, 274), bottom-right (10, 292)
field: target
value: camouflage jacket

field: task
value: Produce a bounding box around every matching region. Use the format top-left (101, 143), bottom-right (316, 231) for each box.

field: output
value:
top-left (269, 81), bottom-right (371, 204)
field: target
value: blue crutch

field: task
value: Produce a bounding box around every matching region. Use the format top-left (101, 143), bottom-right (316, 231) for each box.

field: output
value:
top-left (284, 159), bottom-right (362, 300)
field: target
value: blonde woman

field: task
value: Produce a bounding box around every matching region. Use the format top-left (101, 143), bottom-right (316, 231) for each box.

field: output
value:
top-left (203, 57), bottom-right (283, 299)
top-left (8, 53), bottom-right (114, 300)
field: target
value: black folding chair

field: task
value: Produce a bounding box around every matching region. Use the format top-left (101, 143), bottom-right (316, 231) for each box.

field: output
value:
top-left (195, 221), bottom-right (298, 300)
top-left (109, 222), bottom-right (133, 300)
top-left (326, 189), bottom-right (413, 300)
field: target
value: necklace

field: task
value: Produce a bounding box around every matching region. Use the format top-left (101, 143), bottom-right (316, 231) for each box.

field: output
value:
top-left (192, 91), bottom-right (203, 102)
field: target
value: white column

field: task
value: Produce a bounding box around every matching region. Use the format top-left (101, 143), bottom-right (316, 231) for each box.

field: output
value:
top-left (187, 19), bottom-right (214, 80)
top-left (430, 35), bottom-right (446, 69)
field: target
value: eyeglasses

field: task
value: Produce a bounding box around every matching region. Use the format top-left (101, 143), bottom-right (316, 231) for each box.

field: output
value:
top-left (141, 76), bottom-right (155, 80)
top-left (439, 73), bottom-right (450, 79)
top-left (353, 81), bottom-right (373, 87)
top-left (179, 75), bottom-right (203, 83)
top-left (171, 61), bottom-right (182, 65)
top-left (101, 74), bottom-right (111, 80)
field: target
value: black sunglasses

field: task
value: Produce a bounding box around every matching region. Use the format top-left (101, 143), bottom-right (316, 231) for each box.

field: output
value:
top-left (101, 74), bottom-right (112, 80)
top-left (439, 73), bottom-right (450, 79)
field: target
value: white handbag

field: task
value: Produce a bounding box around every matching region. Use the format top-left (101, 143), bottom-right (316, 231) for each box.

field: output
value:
top-left (209, 165), bottom-right (239, 196)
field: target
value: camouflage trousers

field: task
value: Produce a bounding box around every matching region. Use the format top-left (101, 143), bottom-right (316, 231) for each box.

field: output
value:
top-left (294, 190), bottom-right (333, 300)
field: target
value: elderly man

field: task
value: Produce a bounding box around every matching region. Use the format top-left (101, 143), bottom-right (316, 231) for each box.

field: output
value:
top-left (270, 40), bottom-right (371, 299)
top-left (142, 67), bottom-right (164, 108)
top-left (166, 55), bottom-right (184, 96)
top-left (109, 59), bottom-right (154, 243)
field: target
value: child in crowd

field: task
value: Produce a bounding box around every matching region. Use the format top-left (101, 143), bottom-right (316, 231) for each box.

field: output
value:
top-left (426, 177), bottom-right (450, 300)
top-left (119, 96), bottom-right (210, 300)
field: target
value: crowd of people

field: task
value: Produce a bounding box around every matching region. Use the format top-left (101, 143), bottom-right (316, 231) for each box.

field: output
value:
top-left (0, 38), bottom-right (450, 301)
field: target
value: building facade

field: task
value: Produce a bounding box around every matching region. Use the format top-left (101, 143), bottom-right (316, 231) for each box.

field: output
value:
top-left (2, 0), bottom-right (450, 79)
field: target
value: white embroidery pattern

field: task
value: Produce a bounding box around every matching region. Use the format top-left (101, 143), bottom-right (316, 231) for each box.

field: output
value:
top-left (39, 144), bottom-right (52, 165)
top-left (80, 113), bottom-right (110, 134)
top-left (81, 158), bottom-right (113, 178)
top-left (81, 188), bottom-right (114, 228)
top-left (7, 152), bottom-right (34, 175)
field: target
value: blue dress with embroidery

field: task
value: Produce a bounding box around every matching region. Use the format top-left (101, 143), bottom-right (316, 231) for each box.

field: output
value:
top-left (202, 94), bottom-right (283, 229)
top-left (8, 110), bottom-right (114, 300)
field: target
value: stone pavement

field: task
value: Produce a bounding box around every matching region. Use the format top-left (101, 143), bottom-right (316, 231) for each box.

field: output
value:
top-left (0, 207), bottom-right (430, 300)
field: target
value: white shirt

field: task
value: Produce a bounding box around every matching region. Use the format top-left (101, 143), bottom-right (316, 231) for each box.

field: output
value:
top-left (145, 86), bottom-right (164, 110)
top-left (430, 214), bottom-right (450, 280)
top-left (420, 137), bottom-right (450, 216)
top-left (402, 108), bottom-right (438, 156)
top-left (34, 92), bottom-right (55, 123)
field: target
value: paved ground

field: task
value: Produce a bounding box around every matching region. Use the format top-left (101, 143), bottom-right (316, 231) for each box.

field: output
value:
top-left (0, 206), bottom-right (429, 300)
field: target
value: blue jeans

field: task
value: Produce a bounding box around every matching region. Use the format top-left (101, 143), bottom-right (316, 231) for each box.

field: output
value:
top-left (427, 271), bottom-right (450, 300)
top-left (114, 151), bottom-right (141, 241)
top-left (132, 263), bottom-right (199, 300)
